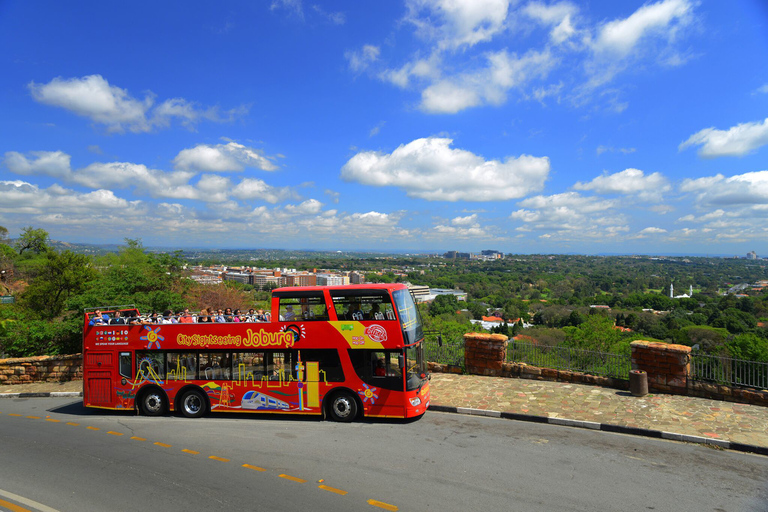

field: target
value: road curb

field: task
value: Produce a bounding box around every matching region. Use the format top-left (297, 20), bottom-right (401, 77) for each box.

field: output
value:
top-left (0, 392), bottom-right (82, 399)
top-left (429, 404), bottom-right (768, 457)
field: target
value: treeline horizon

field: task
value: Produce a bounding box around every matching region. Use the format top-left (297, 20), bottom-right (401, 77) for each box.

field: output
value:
top-left (1, 226), bottom-right (767, 364)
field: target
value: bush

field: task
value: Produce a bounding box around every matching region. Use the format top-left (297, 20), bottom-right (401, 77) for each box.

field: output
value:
top-left (0, 314), bottom-right (81, 357)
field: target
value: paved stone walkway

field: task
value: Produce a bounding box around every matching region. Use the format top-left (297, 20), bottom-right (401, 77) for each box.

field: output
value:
top-left (429, 373), bottom-right (768, 449)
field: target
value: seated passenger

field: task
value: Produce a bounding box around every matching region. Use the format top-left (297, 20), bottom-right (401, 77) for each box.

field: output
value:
top-left (179, 308), bottom-right (195, 323)
top-left (109, 310), bottom-right (126, 325)
top-left (374, 359), bottom-right (386, 377)
top-left (89, 310), bottom-right (109, 326)
top-left (127, 313), bottom-right (142, 325)
top-left (214, 309), bottom-right (227, 323)
top-left (197, 308), bottom-right (213, 323)
top-left (282, 305), bottom-right (296, 321)
top-left (161, 310), bottom-right (176, 324)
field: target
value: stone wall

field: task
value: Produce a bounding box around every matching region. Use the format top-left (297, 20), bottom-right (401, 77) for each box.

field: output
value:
top-left (464, 332), bottom-right (507, 376)
top-left (428, 333), bottom-right (768, 407)
top-left (0, 354), bottom-right (82, 384)
top-left (630, 340), bottom-right (690, 395)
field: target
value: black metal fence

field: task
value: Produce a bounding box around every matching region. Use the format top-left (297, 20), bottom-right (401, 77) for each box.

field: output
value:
top-left (690, 353), bottom-right (768, 390)
top-left (423, 336), bottom-right (632, 379)
top-left (424, 335), bottom-right (464, 368)
top-left (507, 340), bottom-right (631, 380)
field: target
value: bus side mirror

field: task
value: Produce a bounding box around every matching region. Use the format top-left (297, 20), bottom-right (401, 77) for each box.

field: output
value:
top-left (398, 354), bottom-right (405, 369)
top-left (437, 334), bottom-right (443, 347)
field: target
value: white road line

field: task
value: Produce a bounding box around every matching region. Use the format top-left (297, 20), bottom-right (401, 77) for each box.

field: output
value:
top-left (0, 489), bottom-right (61, 512)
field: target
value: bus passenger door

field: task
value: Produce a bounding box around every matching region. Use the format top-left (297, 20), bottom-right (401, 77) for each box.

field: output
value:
top-left (85, 352), bottom-right (114, 407)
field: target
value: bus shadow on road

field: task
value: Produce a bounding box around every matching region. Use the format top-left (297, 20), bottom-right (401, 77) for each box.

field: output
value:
top-left (46, 400), bottom-right (426, 425)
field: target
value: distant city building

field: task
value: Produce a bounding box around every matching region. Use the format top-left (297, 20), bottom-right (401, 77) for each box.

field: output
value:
top-left (424, 288), bottom-right (467, 302)
top-left (443, 251), bottom-right (471, 260)
top-left (407, 284), bottom-right (431, 302)
top-left (348, 271), bottom-right (365, 284)
top-left (253, 274), bottom-right (284, 289)
top-left (284, 272), bottom-right (317, 287)
top-left (316, 273), bottom-right (347, 286)
top-left (480, 250), bottom-right (504, 259)
top-left (747, 251), bottom-right (758, 260)
top-left (222, 272), bottom-right (249, 285)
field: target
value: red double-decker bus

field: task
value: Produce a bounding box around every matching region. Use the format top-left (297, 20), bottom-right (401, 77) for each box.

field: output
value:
top-left (82, 283), bottom-right (429, 421)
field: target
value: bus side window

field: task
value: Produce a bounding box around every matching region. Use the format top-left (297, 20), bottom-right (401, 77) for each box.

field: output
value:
top-left (233, 352), bottom-right (266, 381)
top-left (348, 349), bottom-right (403, 391)
top-left (331, 291), bottom-right (396, 321)
top-left (298, 349), bottom-right (344, 382)
top-left (278, 294), bottom-right (327, 321)
top-left (136, 352), bottom-right (165, 380)
top-left (267, 351), bottom-right (295, 381)
top-left (119, 352), bottom-right (132, 379)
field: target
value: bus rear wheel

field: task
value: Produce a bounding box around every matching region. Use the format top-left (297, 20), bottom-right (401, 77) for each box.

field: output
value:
top-left (140, 389), bottom-right (166, 416)
top-left (328, 391), bottom-right (358, 422)
top-left (180, 389), bottom-right (207, 418)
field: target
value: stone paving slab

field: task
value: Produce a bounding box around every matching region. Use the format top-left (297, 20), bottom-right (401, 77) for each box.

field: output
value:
top-left (429, 373), bottom-right (768, 449)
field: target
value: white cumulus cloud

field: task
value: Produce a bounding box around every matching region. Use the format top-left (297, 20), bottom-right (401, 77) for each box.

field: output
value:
top-left (4, 150), bottom-right (72, 178)
top-left (573, 168), bottom-right (670, 201)
top-left (679, 118), bottom-right (768, 158)
top-left (341, 136), bottom-right (550, 201)
top-left (28, 75), bottom-right (246, 133)
top-left (173, 142), bottom-right (278, 172)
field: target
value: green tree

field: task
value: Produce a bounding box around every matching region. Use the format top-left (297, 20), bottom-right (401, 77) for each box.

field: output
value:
top-left (563, 314), bottom-right (622, 352)
top-left (21, 250), bottom-right (96, 319)
top-left (71, 239), bottom-right (187, 313)
top-left (429, 294), bottom-right (460, 316)
top-left (726, 333), bottom-right (768, 362)
top-left (15, 227), bottom-right (50, 255)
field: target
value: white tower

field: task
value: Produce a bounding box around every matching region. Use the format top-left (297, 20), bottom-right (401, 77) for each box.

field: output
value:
top-left (670, 283), bottom-right (673, 298)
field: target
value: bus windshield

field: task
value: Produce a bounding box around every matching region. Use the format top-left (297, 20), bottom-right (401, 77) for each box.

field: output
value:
top-left (392, 289), bottom-right (423, 345)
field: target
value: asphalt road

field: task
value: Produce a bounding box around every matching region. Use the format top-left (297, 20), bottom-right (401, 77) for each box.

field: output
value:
top-left (1, 397), bottom-right (767, 512)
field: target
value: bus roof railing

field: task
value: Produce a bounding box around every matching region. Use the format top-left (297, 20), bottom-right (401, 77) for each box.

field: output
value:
top-left (84, 305), bottom-right (137, 313)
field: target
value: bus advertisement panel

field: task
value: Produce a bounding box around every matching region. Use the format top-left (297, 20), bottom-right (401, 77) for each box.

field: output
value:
top-left (82, 284), bottom-right (430, 422)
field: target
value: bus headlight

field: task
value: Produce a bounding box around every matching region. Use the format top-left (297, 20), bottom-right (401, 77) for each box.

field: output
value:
top-left (409, 397), bottom-right (421, 406)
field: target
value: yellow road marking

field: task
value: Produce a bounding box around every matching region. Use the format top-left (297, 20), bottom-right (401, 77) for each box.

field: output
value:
top-left (86, 426), bottom-right (100, 431)
top-left (279, 474), bottom-right (307, 483)
top-left (154, 442), bottom-right (172, 448)
top-left (0, 497), bottom-right (31, 512)
top-left (319, 485), bottom-right (348, 495)
top-left (45, 419), bottom-right (61, 423)
top-left (66, 422), bottom-right (79, 426)
top-left (107, 431), bottom-right (123, 436)
top-left (182, 449), bottom-right (199, 455)
top-left (8, 413), bottom-right (22, 417)
top-left (26, 416), bottom-right (41, 420)
top-left (130, 436), bottom-right (146, 441)
top-left (368, 499), bottom-right (398, 511)
top-left (242, 464), bottom-right (266, 472)
top-left (208, 456), bottom-right (229, 462)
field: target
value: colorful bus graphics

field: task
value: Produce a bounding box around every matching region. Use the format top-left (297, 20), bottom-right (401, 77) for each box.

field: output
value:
top-left (83, 284), bottom-right (430, 422)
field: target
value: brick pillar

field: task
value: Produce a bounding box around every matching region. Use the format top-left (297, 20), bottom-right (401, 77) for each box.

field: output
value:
top-left (630, 340), bottom-right (691, 395)
top-left (464, 332), bottom-right (508, 376)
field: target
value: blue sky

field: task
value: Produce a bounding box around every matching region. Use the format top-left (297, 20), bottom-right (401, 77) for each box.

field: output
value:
top-left (1, 1), bottom-right (767, 256)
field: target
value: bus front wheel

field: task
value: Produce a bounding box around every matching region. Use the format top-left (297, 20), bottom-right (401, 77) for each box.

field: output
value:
top-left (180, 389), bottom-right (207, 418)
top-left (328, 391), bottom-right (358, 422)
top-left (140, 389), bottom-right (166, 416)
